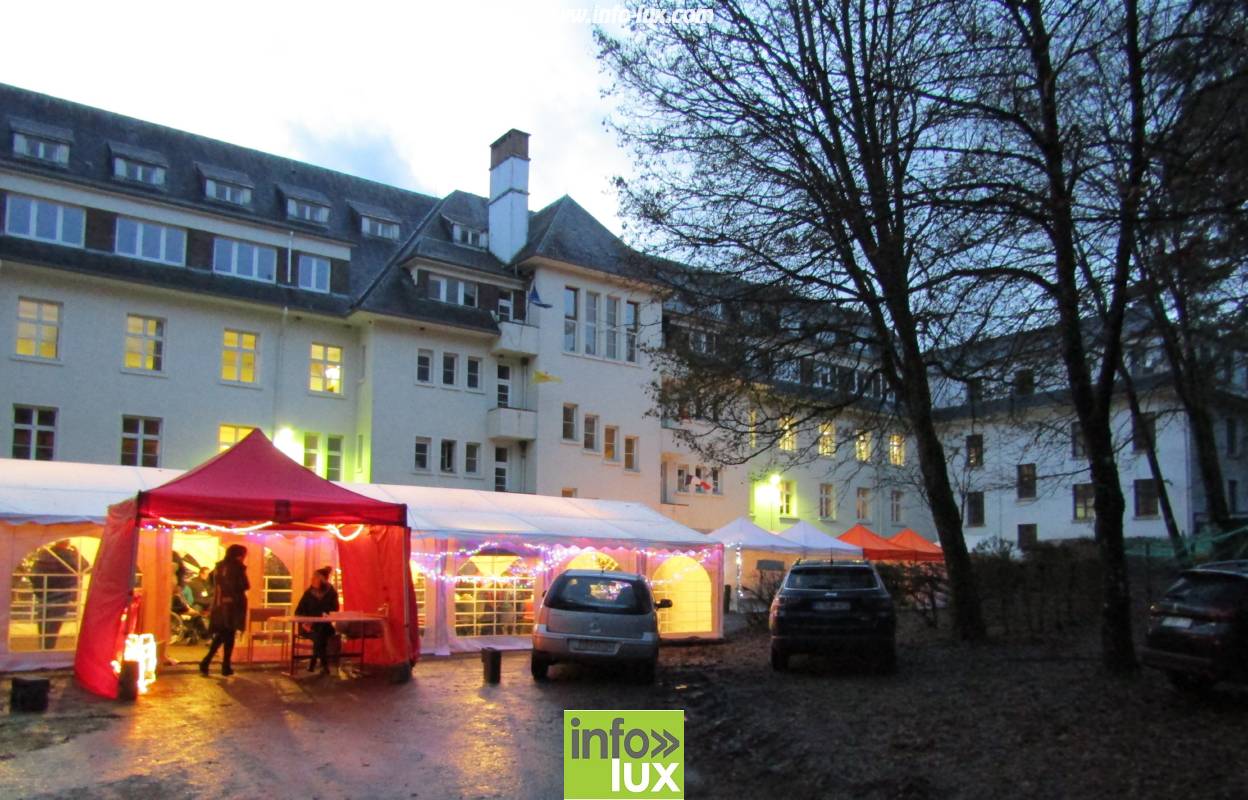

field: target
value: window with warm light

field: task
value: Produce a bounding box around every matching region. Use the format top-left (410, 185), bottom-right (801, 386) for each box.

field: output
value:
top-left (856, 487), bottom-right (871, 520)
top-left (818, 422), bottom-right (836, 457)
top-left (779, 418), bottom-right (796, 451)
top-left (123, 315), bottom-right (164, 372)
top-left (855, 430), bottom-right (872, 462)
top-left (748, 409), bottom-right (758, 449)
top-left (303, 432), bottom-right (321, 473)
top-left (120, 416), bottom-right (160, 467)
top-left (1073, 483), bottom-right (1095, 521)
top-left (624, 436), bottom-right (639, 471)
top-left (16, 298), bottom-right (60, 360)
top-left (309, 343), bottom-right (343, 394)
top-left (604, 426), bottom-right (619, 461)
top-left (888, 434), bottom-right (906, 466)
top-left (218, 424), bottom-right (255, 452)
top-left (220, 329), bottom-right (258, 384)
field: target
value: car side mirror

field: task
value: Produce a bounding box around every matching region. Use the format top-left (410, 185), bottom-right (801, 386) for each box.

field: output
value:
top-left (656, 598), bottom-right (673, 610)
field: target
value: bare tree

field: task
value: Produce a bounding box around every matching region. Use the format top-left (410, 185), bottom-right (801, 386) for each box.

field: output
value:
top-left (598, 0), bottom-right (990, 639)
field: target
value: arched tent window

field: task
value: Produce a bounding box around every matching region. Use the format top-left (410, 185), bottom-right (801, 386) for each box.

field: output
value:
top-left (10, 538), bottom-right (96, 652)
top-left (564, 550), bottom-right (620, 572)
top-left (454, 550), bottom-right (535, 637)
top-left (651, 555), bottom-right (712, 634)
top-left (262, 548), bottom-right (292, 608)
top-left (408, 562), bottom-right (427, 637)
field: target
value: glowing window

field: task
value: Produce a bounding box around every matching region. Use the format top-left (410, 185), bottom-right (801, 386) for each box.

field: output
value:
top-left (818, 422), bottom-right (835, 457)
top-left (309, 343), bottom-right (343, 394)
top-left (124, 314), bottom-right (164, 372)
top-left (218, 424), bottom-right (255, 452)
top-left (221, 329), bottom-right (258, 384)
top-left (453, 552), bottom-right (535, 637)
top-left (779, 418), bottom-right (796, 451)
top-left (651, 555), bottom-right (712, 634)
top-left (9, 538), bottom-right (96, 652)
top-left (888, 434), bottom-right (906, 466)
top-left (16, 298), bottom-right (60, 360)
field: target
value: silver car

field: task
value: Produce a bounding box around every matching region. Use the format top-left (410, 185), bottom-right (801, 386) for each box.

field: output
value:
top-left (531, 569), bottom-right (672, 682)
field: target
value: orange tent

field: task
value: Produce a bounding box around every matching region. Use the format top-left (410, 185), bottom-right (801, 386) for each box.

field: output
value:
top-left (889, 529), bottom-right (945, 563)
top-left (838, 524), bottom-right (916, 561)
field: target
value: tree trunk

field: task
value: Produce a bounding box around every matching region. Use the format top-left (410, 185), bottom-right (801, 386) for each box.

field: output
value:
top-left (1119, 368), bottom-right (1189, 565)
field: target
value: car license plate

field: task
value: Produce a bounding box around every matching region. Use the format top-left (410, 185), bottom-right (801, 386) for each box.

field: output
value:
top-left (571, 639), bottom-right (615, 654)
top-left (813, 601), bottom-right (851, 612)
top-left (1161, 616), bottom-right (1192, 629)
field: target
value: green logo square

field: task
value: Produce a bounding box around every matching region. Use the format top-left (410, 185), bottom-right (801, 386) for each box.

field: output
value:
top-left (564, 710), bottom-right (685, 799)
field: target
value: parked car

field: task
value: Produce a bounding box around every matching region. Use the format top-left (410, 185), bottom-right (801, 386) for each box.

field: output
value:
top-left (1142, 560), bottom-right (1248, 692)
top-left (768, 560), bottom-right (896, 672)
top-left (531, 570), bottom-right (672, 682)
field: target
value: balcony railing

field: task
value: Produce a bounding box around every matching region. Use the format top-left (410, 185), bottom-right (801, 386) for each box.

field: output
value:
top-left (486, 406), bottom-right (538, 441)
top-left (491, 320), bottom-right (540, 358)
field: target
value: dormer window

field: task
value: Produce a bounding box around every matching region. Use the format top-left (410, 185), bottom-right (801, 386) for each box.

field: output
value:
top-left (9, 118), bottom-right (72, 166)
top-left (13, 133), bottom-right (69, 165)
top-left (452, 223), bottom-right (487, 249)
top-left (114, 157), bottom-right (165, 186)
top-left (197, 163), bottom-right (253, 207)
top-left (287, 198), bottom-right (330, 224)
top-left (361, 216), bottom-right (400, 240)
top-left (280, 183), bottom-right (331, 225)
top-left (109, 143), bottom-right (168, 188)
top-left (206, 178), bottom-right (251, 206)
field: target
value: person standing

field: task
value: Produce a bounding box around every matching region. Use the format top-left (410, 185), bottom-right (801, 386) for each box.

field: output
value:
top-left (200, 544), bottom-right (248, 676)
top-left (294, 566), bottom-right (339, 674)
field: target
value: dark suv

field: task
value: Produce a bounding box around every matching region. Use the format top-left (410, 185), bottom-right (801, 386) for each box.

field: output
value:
top-left (768, 560), bottom-right (896, 671)
top-left (1142, 560), bottom-right (1248, 691)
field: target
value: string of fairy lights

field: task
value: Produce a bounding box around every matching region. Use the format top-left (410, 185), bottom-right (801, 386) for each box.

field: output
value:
top-left (143, 519), bottom-right (721, 588)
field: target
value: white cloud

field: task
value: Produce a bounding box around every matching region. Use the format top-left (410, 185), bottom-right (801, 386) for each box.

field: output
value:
top-left (0, 0), bottom-right (634, 231)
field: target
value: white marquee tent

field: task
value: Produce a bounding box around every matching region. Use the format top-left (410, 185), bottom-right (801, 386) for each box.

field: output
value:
top-left (781, 520), bottom-right (865, 557)
top-left (0, 459), bottom-right (722, 668)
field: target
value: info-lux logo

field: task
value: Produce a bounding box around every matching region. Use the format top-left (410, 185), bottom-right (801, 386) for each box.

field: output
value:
top-left (564, 710), bottom-right (684, 800)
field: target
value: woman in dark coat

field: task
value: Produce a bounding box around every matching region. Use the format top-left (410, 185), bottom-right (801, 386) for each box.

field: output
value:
top-left (200, 544), bottom-right (248, 676)
top-left (295, 566), bottom-right (339, 674)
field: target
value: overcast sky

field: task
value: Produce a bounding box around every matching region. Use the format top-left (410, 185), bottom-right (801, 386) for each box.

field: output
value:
top-left (1, 0), bottom-right (638, 233)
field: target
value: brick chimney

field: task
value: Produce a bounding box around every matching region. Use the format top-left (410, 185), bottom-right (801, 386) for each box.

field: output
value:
top-left (488, 129), bottom-right (530, 263)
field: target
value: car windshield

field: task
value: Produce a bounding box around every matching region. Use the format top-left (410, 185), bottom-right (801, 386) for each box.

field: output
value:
top-left (1165, 574), bottom-right (1248, 606)
top-left (547, 575), bottom-right (652, 615)
top-left (786, 567), bottom-right (876, 591)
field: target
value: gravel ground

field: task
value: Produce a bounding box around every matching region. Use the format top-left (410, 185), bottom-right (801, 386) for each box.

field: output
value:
top-left (0, 614), bottom-right (1244, 799)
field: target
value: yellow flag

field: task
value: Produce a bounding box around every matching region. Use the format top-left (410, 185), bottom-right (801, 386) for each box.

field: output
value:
top-left (533, 370), bottom-right (562, 384)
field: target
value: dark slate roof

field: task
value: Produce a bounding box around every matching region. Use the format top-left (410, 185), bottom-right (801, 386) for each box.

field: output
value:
top-left (0, 83), bottom-right (669, 332)
top-left (0, 82), bottom-right (444, 318)
top-left (514, 195), bottom-right (657, 278)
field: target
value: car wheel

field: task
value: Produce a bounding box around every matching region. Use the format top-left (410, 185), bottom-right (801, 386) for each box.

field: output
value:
top-left (635, 659), bottom-right (657, 684)
top-left (770, 646), bottom-right (789, 671)
top-left (1167, 670), bottom-right (1214, 693)
top-left (530, 653), bottom-right (550, 682)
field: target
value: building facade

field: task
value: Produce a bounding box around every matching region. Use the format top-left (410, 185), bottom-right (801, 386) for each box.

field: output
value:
top-left (3, 83), bottom-right (1243, 552)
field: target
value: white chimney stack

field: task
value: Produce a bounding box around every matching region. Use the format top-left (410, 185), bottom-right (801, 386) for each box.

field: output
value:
top-left (488, 129), bottom-right (530, 263)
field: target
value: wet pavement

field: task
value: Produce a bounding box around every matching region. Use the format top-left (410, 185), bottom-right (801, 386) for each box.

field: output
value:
top-left (0, 653), bottom-right (682, 800)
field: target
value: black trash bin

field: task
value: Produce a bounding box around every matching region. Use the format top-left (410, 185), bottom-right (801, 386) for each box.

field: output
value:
top-left (481, 647), bottom-right (502, 684)
top-left (117, 660), bottom-right (140, 702)
top-left (10, 677), bottom-right (50, 712)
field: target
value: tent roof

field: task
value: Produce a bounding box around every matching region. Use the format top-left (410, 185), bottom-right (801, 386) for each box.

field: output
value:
top-left (780, 521), bottom-right (864, 554)
top-left (0, 459), bottom-right (180, 524)
top-left (890, 529), bottom-right (943, 554)
top-left (708, 517), bottom-right (805, 552)
top-left (133, 430), bottom-right (406, 526)
top-left (839, 524), bottom-right (909, 552)
top-left (349, 483), bottom-right (714, 549)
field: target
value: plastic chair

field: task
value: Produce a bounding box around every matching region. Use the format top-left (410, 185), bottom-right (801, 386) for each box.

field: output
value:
top-left (245, 607), bottom-right (288, 663)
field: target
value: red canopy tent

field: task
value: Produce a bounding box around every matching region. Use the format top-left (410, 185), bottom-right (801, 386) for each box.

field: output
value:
top-left (74, 430), bottom-right (418, 698)
top-left (838, 524), bottom-right (918, 561)
top-left (889, 529), bottom-right (945, 563)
